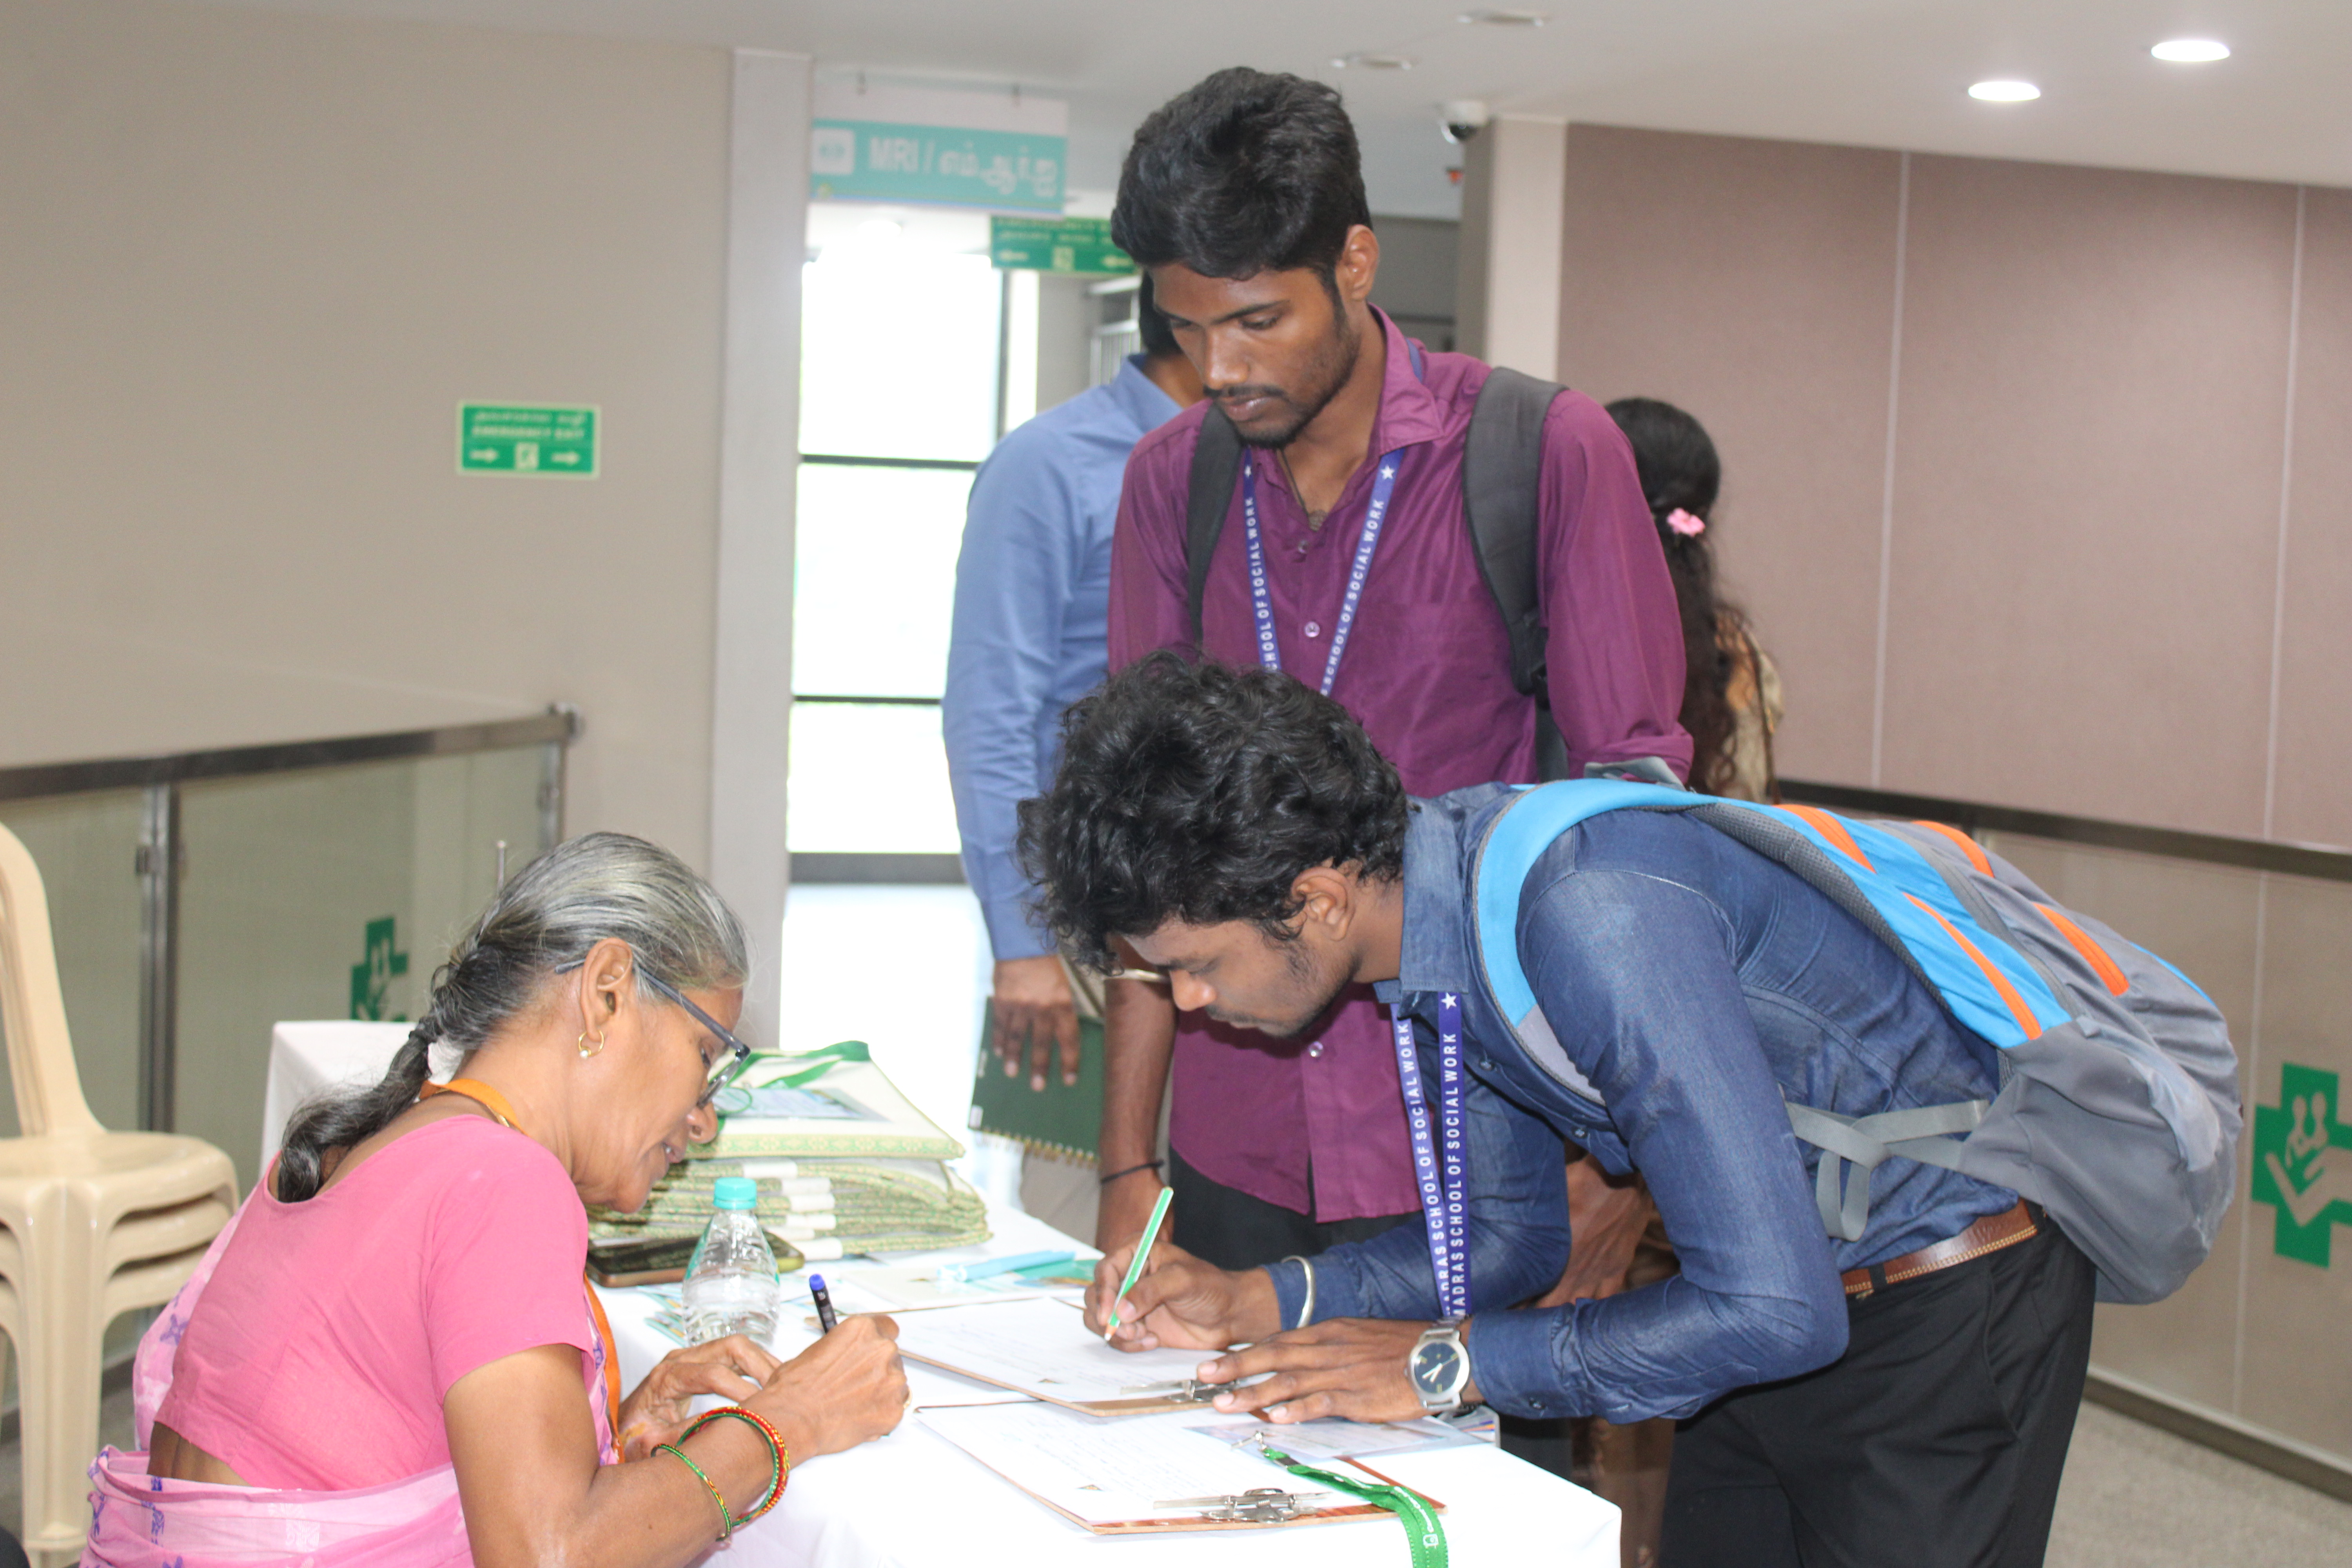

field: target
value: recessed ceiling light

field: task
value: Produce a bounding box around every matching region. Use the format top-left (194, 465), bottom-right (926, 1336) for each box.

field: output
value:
top-left (1459, 9), bottom-right (1548, 24)
top-left (1968, 79), bottom-right (2041, 103)
top-left (1332, 53), bottom-right (1414, 70)
top-left (2151, 39), bottom-right (2230, 63)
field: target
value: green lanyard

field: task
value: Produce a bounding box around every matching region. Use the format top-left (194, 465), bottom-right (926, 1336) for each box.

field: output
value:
top-left (757, 1039), bottom-right (871, 1087)
top-left (1259, 1446), bottom-right (1448, 1568)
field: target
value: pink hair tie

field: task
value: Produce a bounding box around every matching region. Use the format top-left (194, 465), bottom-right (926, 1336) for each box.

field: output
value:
top-left (1664, 508), bottom-right (1706, 537)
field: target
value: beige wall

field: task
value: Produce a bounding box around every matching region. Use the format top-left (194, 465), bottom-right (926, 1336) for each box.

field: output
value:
top-left (1555, 123), bottom-right (2349, 849)
top-left (1554, 121), bottom-right (2352, 1465)
top-left (0, 0), bottom-right (735, 863)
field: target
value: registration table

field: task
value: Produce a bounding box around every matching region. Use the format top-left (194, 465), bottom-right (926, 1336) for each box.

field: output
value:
top-left (262, 1021), bottom-right (1617, 1563)
top-left (595, 1205), bottom-right (1619, 1568)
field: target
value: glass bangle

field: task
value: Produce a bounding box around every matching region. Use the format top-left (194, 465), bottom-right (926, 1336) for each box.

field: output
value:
top-left (680, 1405), bottom-right (789, 1522)
top-left (654, 1443), bottom-right (732, 1543)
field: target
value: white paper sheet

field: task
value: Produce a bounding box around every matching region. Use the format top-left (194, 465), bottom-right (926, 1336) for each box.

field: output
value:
top-left (891, 1296), bottom-right (1240, 1407)
top-left (919, 1402), bottom-right (1314, 1526)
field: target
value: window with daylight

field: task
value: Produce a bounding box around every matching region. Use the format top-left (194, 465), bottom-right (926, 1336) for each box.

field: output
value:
top-left (788, 206), bottom-right (1001, 858)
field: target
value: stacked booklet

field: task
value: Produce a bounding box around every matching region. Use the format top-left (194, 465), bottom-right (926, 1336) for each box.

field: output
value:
top-left (589, 1042), bottom-right (987, 1261)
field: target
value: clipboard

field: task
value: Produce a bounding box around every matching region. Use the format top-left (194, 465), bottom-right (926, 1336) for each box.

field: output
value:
top-left (891, 1298), bottom-right (1260, 1415)
top-left (917, 1400), bottom-right (1448, 1536)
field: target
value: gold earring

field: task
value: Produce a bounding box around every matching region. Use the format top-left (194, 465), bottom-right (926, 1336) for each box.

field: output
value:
top-left (578, 1029), bottom-right (607, 1059)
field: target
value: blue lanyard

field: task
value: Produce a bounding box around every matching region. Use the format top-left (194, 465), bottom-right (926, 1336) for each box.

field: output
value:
top-left (1240, 449), bottom-right (1406, 696)
top-left (1392, 993), bottom-right (1470, 1319)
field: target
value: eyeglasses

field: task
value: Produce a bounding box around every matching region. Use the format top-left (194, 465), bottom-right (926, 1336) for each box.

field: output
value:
top-left (638, 972), bottom-right (755, 1106)
top-left (555, 955), bottom-right (755, 1106)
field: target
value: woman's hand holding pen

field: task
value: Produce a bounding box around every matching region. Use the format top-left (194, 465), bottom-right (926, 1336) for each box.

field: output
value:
top-left (741, 1314), bottom-right (909, 1457)
top-left (1083, 1239), bottom-right (1281, 1351)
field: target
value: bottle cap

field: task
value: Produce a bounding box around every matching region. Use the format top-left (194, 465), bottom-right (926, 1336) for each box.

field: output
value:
top-left (712, 1176), bottom-right (760, 1210)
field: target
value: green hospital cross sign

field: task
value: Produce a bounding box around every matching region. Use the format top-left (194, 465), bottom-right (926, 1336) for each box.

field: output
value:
top-left (459, 403), bottom-right (598, 477)
top-left (350, 915), bottom-right (409, 1024)
top-left (2251, 1062), bottom-right (2352, 1265)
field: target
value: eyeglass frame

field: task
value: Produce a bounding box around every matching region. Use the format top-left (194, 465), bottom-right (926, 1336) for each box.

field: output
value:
top-left (552, 956), bottom-right (755, 1106)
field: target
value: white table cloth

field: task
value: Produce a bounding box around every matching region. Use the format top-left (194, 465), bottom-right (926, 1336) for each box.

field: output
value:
top-left (597, 1207), bottom-right (1621, 1568)
top-left (261, 1020), bottom-right (412, 1171)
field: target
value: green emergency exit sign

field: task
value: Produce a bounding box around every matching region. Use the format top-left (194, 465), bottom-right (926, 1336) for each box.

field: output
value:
top-left (458, 403), bottom-right (598, 477)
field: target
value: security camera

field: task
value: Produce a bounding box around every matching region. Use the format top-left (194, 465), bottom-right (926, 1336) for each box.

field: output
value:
top-left (1440, 100), bottom-right (1490, 144)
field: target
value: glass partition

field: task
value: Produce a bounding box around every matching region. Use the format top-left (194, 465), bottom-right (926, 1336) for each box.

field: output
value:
top-left (0, 791), bottom-right (146, 1136)
top-left (175, 746), bottom-right (549, 1191)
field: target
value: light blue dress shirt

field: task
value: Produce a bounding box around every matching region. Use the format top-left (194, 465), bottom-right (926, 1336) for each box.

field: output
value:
top-left (944, 356), bottom-right (1181, 961)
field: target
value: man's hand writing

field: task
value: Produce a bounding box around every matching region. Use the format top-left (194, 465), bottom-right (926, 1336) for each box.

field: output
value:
top-left (1082, 1238), bottom-right (1280, 1350)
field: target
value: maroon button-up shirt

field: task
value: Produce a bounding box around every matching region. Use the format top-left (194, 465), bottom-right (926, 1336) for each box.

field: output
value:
top-left (1108, 312), bottom-right (1691, 1219)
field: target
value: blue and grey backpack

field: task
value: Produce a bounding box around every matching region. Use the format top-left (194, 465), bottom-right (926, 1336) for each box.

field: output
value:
top-left (1471, 780), bottom-right (2243, 1305)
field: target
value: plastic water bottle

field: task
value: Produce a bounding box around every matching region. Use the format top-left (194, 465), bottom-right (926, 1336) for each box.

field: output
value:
top-left (682, 1176), bottom-right (779, 1343)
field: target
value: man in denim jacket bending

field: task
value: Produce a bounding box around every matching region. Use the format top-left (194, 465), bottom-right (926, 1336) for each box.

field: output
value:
top-left (1018, 655), bottom-right (2096, 1568)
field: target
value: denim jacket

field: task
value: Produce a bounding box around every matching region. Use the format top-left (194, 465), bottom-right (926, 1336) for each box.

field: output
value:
top-left (1262, 786), bottom-right (2020, 1423)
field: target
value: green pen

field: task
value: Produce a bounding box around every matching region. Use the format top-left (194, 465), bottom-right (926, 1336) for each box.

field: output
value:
top-left (1102, 1186), bottom-right (1174, 1343)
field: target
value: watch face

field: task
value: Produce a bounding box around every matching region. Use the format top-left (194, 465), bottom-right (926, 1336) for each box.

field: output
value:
top-left (1410, 1339), bottom-right (1464, 1397)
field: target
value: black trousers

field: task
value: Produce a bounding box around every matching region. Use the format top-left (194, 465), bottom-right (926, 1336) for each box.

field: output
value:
top-left (1166, 1148), bottom-right (1414, 1271)
top-left (1660, 1219), bottom-right (2096, 1568)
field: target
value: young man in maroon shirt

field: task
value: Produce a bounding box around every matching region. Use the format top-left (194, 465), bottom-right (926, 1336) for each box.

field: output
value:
top-left (1093, 67), bottom-right (1692, 1291)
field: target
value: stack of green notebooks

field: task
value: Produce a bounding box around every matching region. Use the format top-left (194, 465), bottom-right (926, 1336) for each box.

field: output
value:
top-left (965, 1005), bottom-right (1104, 1164)
top-left (589, 1042), bottom-right (989, 1259)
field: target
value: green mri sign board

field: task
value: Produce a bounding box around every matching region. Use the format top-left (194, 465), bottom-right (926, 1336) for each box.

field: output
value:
top-left (990, 216), bottom-right (1135, 278)
top-left (459, 403), bottom-right (598, 477)
top-left (811, 120), bottom-right (1063, 212)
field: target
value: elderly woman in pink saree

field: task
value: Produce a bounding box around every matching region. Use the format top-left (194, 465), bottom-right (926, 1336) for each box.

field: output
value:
top-left (86, 834), bottom-right (908, 1568)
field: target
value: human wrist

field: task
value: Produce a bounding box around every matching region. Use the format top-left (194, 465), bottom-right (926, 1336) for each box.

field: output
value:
top-left (1228, 1266), bottom-right (1284, 1342)
top-left (743, 1399), bottom-right (823, 1466)
top-left (678, 1412), bottom-right (776, 1516)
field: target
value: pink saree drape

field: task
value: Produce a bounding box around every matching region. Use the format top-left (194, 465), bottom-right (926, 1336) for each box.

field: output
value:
top-left (84, 1193), bottom-right (617, 1567)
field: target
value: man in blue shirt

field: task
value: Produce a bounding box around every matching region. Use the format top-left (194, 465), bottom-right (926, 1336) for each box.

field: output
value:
top-left (1016, 656), bottom-right (2100, 1568)
top-left (943, 283), bottom-right (1201, 1230)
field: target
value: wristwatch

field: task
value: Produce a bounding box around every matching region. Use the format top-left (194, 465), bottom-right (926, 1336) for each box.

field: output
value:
top-left (1407, 1323), bottom-right (1472, 1415)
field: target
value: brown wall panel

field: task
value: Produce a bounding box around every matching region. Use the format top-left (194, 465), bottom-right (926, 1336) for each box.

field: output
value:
top-left (2268, 189), bottom-right (2352, 848)
top-left (1880, 156), bottom-right (2298, 836)
top-left (1556, 125), bottom-right (1901, 786)
top-left (2235, 874), bottom-right (2352, 1454)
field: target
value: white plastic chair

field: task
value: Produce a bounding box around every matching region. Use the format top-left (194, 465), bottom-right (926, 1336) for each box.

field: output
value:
top-left (0, 822), bottom-right (237, 1566)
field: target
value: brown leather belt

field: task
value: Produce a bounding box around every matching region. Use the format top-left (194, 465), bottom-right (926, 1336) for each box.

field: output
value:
top-left (1841, 1200), bottom-right (2039, 1299)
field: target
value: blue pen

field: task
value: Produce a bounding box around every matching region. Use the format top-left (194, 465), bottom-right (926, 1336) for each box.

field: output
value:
top-left (809, 1273), bottom-right (839, 1333)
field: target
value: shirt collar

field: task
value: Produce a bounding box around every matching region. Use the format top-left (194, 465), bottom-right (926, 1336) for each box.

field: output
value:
top-left (1366, 307), bottom-right (1447, 453)
top-left (1374, 794), bottom-right (1478, 1007)
top-left (1110, 354), bottom-right (1183, 432)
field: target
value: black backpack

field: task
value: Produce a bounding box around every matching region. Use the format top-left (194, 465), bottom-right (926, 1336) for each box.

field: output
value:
top-left (1180, 367), bottom-right (1576, 779)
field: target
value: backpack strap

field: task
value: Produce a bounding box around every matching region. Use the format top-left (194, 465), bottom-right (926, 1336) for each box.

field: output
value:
top-left (1184, 407), bottom-right (1245, 648)
top-left (1461, 368), bottom-right (1566, 701)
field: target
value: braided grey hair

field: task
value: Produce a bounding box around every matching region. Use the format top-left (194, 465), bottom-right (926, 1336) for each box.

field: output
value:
top-left (275, 832), bottom-right (749, 1202)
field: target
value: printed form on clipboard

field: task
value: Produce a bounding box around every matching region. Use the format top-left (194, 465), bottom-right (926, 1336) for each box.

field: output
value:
top-left (889, 1297), bottom-right (1249, 1414)
top-left (918, 1401), bottom-right (1449, 1537)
